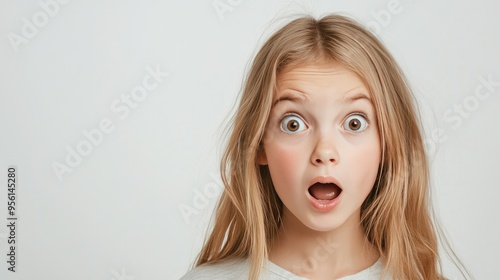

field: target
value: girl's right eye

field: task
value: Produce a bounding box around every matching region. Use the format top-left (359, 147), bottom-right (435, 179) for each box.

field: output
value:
top-left (280, 114), bottom-right (307, 134)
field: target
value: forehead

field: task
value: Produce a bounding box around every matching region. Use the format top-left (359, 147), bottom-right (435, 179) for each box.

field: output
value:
top-left (275, 63), bottom-right (369, 100)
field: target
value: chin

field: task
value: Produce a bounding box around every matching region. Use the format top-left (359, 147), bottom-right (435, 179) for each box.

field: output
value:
top-left (299, 207), bottom-right (363, 233)
top-left (300, 215), bottom-right (349, 232)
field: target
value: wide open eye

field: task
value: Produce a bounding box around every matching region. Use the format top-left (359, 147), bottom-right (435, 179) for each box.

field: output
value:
top-left (280, 114), bottom-right (307, 134)
top-left (343, 114), bottom-right (369, 133)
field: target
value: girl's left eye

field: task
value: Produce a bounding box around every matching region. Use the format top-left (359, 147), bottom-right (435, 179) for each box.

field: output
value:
top-left (280, 114), bottom-right (307, 134)
top-left (343, 114), bottom-right (369, 133)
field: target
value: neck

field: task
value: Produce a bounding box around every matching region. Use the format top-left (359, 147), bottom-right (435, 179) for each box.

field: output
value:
top-left (269, 208), bottom-right (379, 279)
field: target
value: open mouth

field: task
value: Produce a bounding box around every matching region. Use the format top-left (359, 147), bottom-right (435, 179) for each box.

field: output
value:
top-left (308, 182), bottom-right (343, 201)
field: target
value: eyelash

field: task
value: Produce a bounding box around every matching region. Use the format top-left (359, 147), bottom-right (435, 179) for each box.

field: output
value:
top-left (277, 111), bottom-right (370, 133)
top-left (344, 112), bottom-right (370, 134)
top-left (346, 112), bottom-right (370, 125)
top-left (279, 112), bottom-right (305, 135)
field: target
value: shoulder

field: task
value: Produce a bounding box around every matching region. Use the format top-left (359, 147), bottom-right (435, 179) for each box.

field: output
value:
top-left (179, 258), bottom-right (250, 280)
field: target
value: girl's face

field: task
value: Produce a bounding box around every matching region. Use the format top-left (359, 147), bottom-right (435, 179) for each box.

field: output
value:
top-left (257, 63), bottom-right (381, 232)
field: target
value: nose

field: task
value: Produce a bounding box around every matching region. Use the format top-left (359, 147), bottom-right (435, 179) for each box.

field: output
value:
top-left (311, 137), bottom-right (339, 165)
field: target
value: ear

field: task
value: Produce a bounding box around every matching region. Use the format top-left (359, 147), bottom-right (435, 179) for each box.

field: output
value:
top-left (256, 144), bottom-right (268, 165)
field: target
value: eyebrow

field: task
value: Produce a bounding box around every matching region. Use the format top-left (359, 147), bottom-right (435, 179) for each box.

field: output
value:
top-left (272, 90), bottom-right (372, 108)
top-left (272, 90), bottom-right (308, 108)
top-left (338, 92), bottom-right (372, 105)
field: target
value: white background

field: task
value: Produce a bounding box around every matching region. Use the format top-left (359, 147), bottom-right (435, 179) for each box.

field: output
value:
top-left (0, 0), bottom-right (499, 279)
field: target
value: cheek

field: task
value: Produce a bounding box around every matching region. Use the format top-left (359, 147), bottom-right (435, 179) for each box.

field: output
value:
top-left (345, 144), bottom-right (380, 190)
top-left (267, 147), bottom-right (297, 174)
top-left (266, 143), bottom-right (305, 186)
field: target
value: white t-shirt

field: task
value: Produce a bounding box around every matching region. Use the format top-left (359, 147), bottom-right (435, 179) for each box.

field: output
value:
top-left (180, 257), bottom-right (387, 280)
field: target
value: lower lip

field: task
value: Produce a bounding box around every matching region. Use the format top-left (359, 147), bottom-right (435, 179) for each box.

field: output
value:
top-left (307, 191), bottom-right (342, 212)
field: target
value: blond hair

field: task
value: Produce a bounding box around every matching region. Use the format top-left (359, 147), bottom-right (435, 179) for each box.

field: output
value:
top-left (194, 13), bottom-right (471, 280)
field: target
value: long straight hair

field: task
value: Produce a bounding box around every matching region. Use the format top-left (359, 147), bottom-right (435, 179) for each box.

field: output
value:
top-left (194, 13), bottom-right (471, 280)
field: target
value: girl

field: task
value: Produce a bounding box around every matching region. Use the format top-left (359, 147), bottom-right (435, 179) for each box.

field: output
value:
top-left (181, 13), bottom-right (470, 280)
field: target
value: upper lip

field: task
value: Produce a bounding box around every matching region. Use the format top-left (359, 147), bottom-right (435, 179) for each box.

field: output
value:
top-left (308, 176), bottom-right (343, 190)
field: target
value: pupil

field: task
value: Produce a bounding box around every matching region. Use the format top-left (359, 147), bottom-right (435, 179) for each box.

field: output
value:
top-left (287, 120), bottom-right (299, 131)
top-left (349, 119), bottom-right (360, 130)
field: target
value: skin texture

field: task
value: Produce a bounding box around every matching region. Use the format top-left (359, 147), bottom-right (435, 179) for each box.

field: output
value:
top-left (257, 63), bottom-right (381, 279)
